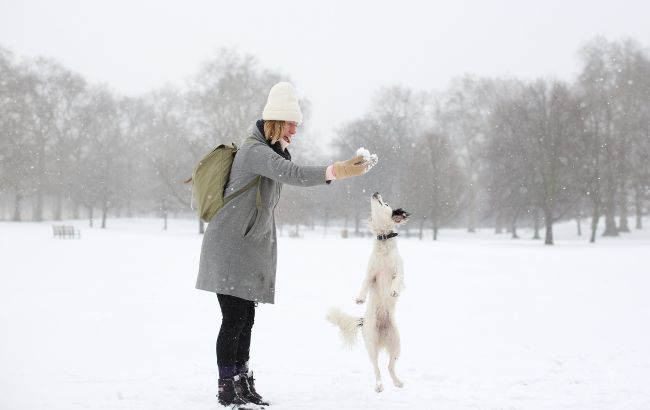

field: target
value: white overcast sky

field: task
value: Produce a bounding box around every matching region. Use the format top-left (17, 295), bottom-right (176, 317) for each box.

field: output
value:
top-left (1, 0), bottom-right (649, 141)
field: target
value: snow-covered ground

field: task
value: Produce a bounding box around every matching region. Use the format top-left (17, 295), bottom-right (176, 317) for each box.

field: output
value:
top-left (1, 218), bottom-right (649, 410)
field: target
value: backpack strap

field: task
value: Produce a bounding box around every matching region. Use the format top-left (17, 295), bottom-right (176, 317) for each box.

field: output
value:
top-left (222, 136), bottom-right (263, 208)
top-left (223, 176), bottom-right (261, 208)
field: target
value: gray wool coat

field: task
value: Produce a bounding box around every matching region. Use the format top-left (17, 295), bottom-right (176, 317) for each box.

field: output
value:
top-left (195, 123), bottom-right (328, 304)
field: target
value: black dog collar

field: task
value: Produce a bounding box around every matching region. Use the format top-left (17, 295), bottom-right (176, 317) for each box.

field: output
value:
top-left (377, 232), bottom-right (398, 241)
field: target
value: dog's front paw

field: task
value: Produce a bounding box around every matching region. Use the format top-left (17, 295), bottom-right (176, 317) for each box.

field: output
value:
top-left (355, 297), bottom-right (366, 304)
top-left (390, 291), bottom-right (399, 297)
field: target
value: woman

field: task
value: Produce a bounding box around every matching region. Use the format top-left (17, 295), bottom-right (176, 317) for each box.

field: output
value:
top-left (195, 82), bottom-right (375, 407)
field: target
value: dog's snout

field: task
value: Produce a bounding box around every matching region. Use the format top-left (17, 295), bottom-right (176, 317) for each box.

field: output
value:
top-left (372, 192), bottom-right (380, 199)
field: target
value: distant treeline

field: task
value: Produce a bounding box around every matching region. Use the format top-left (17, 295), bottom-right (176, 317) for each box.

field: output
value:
top-left (1, 37), bottom-right (648, 244)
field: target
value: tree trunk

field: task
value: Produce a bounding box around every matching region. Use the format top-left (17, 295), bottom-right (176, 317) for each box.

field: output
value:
top-left (543, 207), bottom-right (554, 245)
top-left (602, 205), bottom-right (619, 236)
top-left (619, 190), bottom-right (630, 233)
top-left (511, 208), bottom-right (520, 239)
top-left (101, 199), bottom-right (108, 229)
top-left (163, 211), bottom-right (168, 231)
top-left (88, 207), bottom-right (94, 228)
top-left (433, 226), bottom-right (439, 241)
top-left (576, 214), bottom-right (582, 236)
top-left (590, 202), bottom-right (600, 243)
top-left (602, 176), bottom-right (619, 236)
top-left (544, 221), bottom-right (553, 245)
top-left (533, 208), bottom-right (541, 240)
top-left (419, 218), bottom-right (424, 240)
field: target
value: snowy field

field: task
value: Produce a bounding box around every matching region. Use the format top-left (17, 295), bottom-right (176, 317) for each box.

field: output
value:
top-left (1, 218), bottom-right (649, 410)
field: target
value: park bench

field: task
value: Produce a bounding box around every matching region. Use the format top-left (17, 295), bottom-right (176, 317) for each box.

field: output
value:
top-left (52, 225), bottom-right (80, 239)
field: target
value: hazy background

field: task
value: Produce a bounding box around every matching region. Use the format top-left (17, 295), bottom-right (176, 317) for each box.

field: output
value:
top-left (1, 0), bottom-right (649, 243)
top-left (3, 0), bottom-right (649, 140)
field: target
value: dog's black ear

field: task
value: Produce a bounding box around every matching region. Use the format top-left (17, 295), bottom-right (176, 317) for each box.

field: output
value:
top-left (392, 208), bottom-right (411, 224)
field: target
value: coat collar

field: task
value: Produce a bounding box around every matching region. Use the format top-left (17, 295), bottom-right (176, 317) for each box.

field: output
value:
top-left (253, 120), bottom-right (291, 161)
top-left (252, 120), bottom-right (266, 142)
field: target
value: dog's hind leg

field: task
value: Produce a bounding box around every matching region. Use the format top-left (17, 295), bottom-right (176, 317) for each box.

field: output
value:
top-left (369, 346), bottom-right (383, 393)
top-left (364, 328), bottom-right (384, 392)
top-left (386, 326), bottom-right (403, 388)
top-left (388, 355), bottom-right (403, 388)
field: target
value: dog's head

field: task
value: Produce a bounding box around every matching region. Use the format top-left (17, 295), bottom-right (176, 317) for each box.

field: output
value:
top-left (369, 192), bottom-right (411, 234)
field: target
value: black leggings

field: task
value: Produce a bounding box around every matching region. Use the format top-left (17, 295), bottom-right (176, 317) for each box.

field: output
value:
top-left (216, 293), bottom-right (256, 368)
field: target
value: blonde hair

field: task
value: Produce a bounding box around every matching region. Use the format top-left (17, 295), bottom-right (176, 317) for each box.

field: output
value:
top-left (264, 120), bottom-right (286, 144)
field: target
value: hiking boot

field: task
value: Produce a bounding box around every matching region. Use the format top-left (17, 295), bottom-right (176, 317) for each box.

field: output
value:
top-left (218, 376), bottom-right (248, 407)
top-left (238, 371), bottom-right (269, 406)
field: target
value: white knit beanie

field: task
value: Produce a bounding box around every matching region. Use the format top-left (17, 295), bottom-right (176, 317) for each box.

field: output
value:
top-left (262, 82), bottom-right (303, 124)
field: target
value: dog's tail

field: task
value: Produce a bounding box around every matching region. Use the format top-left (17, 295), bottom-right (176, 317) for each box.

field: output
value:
top-left (326, 307), bottom-right (363, 347)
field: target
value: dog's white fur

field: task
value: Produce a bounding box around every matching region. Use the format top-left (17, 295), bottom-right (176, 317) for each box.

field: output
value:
top-left (327, 193), bottom-right (410, 393)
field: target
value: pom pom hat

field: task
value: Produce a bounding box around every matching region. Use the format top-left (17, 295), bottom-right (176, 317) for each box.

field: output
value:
top-left (262, 82), bottom-right (303, 125)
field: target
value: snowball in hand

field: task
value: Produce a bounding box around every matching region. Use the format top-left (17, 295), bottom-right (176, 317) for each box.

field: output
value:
top-left (356, 147), bottom-right (371, 160)
top-left (355, 147), bottom-right (379, 171)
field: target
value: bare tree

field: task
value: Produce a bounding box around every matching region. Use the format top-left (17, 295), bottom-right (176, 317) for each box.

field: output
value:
top-left (73, 86), bottom-right (121, 228)
top-left (574, 38), bottom-right (650, 239)
top-left (438, 77), bottom-right (494, 232)
top-left (491, 80), bottom-right (580, 245)
top-left (417, 130), bottom-right (464, 240)
top-left (0, 48), bottom-right (39, 221)
top-left (484, 94), bottom-right (535, 240)
top-left (29, 58), bottom-right (87, 220)
top-left (142, 88), bottom-right (195, 229)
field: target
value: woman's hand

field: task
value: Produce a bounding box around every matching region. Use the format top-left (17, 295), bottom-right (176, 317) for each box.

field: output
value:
top-left (332, 155), bottom-right (378, 180)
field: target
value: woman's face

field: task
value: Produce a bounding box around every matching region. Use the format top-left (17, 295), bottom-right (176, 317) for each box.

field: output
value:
top-left (282, 121), bottom-right (298, 144)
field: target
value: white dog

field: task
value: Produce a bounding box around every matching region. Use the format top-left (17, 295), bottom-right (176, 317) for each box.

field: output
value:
top-left (327, 192), bottom-right (411, 393)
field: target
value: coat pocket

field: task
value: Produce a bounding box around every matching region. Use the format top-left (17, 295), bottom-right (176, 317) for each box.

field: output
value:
top-left (242, 208), bottom-right (260, 238)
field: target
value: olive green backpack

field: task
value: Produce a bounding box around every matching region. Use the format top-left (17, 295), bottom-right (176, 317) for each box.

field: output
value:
top-left (186, 139), bottom-right (260, 223)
